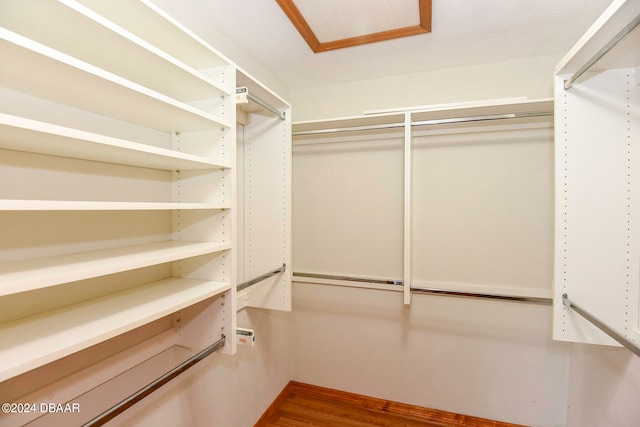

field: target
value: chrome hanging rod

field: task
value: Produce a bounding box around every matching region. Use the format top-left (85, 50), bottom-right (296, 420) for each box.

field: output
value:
top-left (82, 335), bottom-right (226, 427)
top-left (292, 110), bottom-right (553, 136)
top-left (564, 12), bottom-right (640, 90)
top-left (238, 263), bottom-right (286, 292)
top-left (248, 92), bottom-right (286, 121)
top-left (294, 271), bottom-right (403, 286)
top-left (412, 286), bottom-right (552, 305)
top-left (562, 294), bottom-right (640, 358)
top-left (293, 272), bottom-right (552, 305)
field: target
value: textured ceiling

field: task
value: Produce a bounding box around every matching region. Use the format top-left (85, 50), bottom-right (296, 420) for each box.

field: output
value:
top-left (189, 0), bottom-right (613, 90)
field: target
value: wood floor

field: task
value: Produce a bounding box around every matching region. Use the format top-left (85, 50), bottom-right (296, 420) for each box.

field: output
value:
top-left (255, 382), bottom-right (525, 427)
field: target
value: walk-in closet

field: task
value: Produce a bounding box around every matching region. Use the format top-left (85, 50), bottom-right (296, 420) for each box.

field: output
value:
top-left (0, 0), bottom-right (638, 426)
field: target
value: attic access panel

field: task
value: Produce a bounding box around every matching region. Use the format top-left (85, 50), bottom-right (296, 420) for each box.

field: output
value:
top-left (276, 0), bottom-right (432, 53)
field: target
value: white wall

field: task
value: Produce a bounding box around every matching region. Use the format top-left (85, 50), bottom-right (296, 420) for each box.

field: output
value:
top-left (292, 284), bottom-right (570, 426)
top-left (566, 345), bottom-right (640, 427)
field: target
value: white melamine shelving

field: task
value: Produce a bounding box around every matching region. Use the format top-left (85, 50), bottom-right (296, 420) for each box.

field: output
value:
top-left (0, 278), bottom-right (231, 382)
top-left (0, 29), bottom-right (230, 132)
top-left (0, 114), bottom-right (231, 170)
top-left (0, 241), bottom-right (231, 297)
top-left (0, 200), bottom-right (230, 211)
top-left (292, 97), bottom-right (555, 305)
top-left (0, 0), bottom-right (229, 102)
top-left (235, 69), bottom-right (292, 312)
top-left (0, 0), bottom-right (238, 385)
top-left (71, 0), bottom-right (233, 74)
top-left (555, 0), bottom-right (640, 75)
top-left (553, 0), bottom-right (640, 346)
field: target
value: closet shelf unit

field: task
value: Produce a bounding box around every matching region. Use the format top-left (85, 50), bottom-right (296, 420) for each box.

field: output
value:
top-left (235, 69), bottom-right (292, 311)
top-left (0, 0), bottom-right (230, 102)
top-left (553, 0), bottom-right (640, 347)
top-left (0, 29), bottom-right (229, 132)
top-left (293, 98), bottom-right (553, 138)
top-left (292, 97), bottom-right (554, 305)
top-left (0, 0), bottom-right (236, 385)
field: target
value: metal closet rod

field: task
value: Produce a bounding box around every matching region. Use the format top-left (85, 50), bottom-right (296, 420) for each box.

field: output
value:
top-left (248, 92), bottom-right (286, 121)
top-left (293, 272), bottom-right (552, 305)
top-left (292, 110), bottom-right (553, 136)
top-left (562, 294), bottom-right (640, 358)
top-left (564, 12), bottom-right (640, 90)
top-left (82, 335), bottom-right (226, 427)
top-left (238, 263), bottom-right (287, 291)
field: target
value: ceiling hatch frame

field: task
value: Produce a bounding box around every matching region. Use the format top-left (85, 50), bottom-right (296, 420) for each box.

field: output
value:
top-left (276, 0), bottom-right (432, 53)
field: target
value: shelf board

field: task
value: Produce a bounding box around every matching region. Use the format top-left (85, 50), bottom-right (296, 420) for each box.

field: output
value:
top-left (0, 278), bottom-right (230, 382)
top-left (71, 0), bottom-right (232, 73)
top-left (556, 0), bottom-right (640, 75)
top-left (0, 114), bottom-right (231, 170)
top-left (293, 98), bottom-right (554, 136)
top-left (0, 0), bottom-right (229, 101)
top-left (236, 69), bottom-right (291, 116)
top-left (409, 98), bottom-right (554, 123)
top-left (0, 200), bottom-right (230, 211)
top-left (0, 29), bottom-right (231, 133)
top-left (0, 241), bottom-right (232, 297)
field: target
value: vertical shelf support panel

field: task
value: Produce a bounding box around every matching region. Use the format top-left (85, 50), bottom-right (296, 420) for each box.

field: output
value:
top-left (554, 69), bottom-right (640, 346)
top-left (239, 98), bottom-right (292, 312)
top-left (404, 112), bottom-right (412, 304)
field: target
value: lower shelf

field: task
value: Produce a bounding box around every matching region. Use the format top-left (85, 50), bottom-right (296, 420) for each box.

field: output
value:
top-left (0, 278), bottom-right (230, 382)
top-left (4, 345), bottom-right (193, 427)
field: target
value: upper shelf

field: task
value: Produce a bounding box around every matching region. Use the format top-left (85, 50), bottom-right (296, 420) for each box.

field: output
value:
top-left (0, 114), bottom-right (231, 170)
top-left (236, 69), bottom-right (291, 123)
top-left (293, 98), bottom-right (554, 137)
top-left (556, 0), bottom-right (640, 76)
top-left (69, 0), bottom-right (232, 76)
top-left (0, 0), bottom-right (230, 101)
top-left (0, 29), bottom-right (231, 132)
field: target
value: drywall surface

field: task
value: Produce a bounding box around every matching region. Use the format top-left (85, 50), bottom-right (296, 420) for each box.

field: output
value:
top-left (290, 54), bottom-right (559, 121)
top-left (291, 283), bottom-right (570, 427)
top-left (566, 344), bottom-right (640, 427)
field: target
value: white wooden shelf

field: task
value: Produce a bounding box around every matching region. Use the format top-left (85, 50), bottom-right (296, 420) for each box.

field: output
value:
top-left (0, 0), bottom-right (230, 101)
top-left (0, 200), bottom-right (230, 211)
top-left (0, 29), bottom-right (231, 132)
top-left (0, 277), bottom-right (231, 382)
top-left (293, 98), bottom-right (554, 138)
top-left (553, 0), bottom-right (640, 347)
top-left (0, 241), bottom-right (232, 297)
top-left (0, 114), bottom-right (231, 170)
top-left (0, 0), bottom-right (238, 384)
top-left (556, 0), bottom-right (640, 75)
top-left (71, 0), bottom-right (232, 74)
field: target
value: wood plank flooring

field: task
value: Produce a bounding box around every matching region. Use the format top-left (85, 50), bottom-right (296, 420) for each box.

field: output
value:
top-left (255, 382), bottom-right (526, 427)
